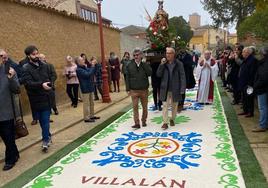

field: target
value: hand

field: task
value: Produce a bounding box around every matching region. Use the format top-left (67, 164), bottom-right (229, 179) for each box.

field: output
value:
top-left (161, 58), bottom-right (167, 64)
top-left (7, 67), bottom-right (16, 79)
top-left (42, 82), bottom-right (52, 90)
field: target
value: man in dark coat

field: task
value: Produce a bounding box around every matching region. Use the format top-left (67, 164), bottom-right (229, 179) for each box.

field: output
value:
top-left (252, 47), bottom-right (268, 132)
top-left (177, 49), bottom-right (195, 112)
top-left (157, 47), bottom-right (186, 130)
top-left (39, 53), bottom-right (58, 115)
top-left (126, 48), bottom-right (152, 129)
top-left (150, 59), bottom-right (162, 111)
top-left (22, 45), bottom-right (53, 152)
top-left (238, 47), bottom-right (258, 117)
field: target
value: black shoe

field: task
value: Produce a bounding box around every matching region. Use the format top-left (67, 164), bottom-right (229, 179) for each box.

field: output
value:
top-left (3, 164), bottom-right (15, 171)
top-left (91, 116), bottom-right (100, 120)
top-left (73, 105), bottom-right (77, 108)
top-left (84, 119), bottom-right (95, 123)
top-left (142, 123), bottom-right (147, 127)
top-left (170, 120), bottom-right (175, 127)
top-left (54, 110), bottom-right (59, 115)
top-left (158, 106), bottom-right (162, 111)
top-left (131, 124), bottom-right (141, 129)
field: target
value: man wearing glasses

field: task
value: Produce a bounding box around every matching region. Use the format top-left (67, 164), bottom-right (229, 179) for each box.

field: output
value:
top-left (125, 48), bottom-right (152, 129)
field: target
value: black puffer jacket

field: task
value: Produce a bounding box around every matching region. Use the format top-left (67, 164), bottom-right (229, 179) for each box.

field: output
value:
top-left (22, 60), bottom-right (53, 111)
top-left (254, 58), bottom-right (268, 95)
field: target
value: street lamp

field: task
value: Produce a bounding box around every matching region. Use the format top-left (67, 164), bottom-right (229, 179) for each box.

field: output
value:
top-left (96, 0), bottom-right (111, 103)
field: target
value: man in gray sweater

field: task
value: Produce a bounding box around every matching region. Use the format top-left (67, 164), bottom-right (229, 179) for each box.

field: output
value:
top-left (0, 49), bottom-right (20, 171)
top-left (125, 48), bottom-right (152, 129)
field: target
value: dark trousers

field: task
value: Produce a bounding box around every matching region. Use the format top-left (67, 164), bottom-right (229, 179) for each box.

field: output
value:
top-left (242, 88), bottom-right (254, 115)
top-left (34, 109), bottom-right (51, 142)
top-left (66, 84), bottom-right (79, 106)
top-left (50, 90), bottom-right (57, 112)
top-left (94, 84), bottom-right (103, 100)
top-left (232, 82), bottom-right (241, 103)
top-left (0, 119), bottom-right (19, 165)
top-left (152, 86), bottom-right (162, 108)
top-left (178, 94), bottom-right (186, 106)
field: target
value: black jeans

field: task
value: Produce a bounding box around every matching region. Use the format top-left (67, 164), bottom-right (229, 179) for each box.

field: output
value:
top-left (152, 86), bottom-right (162, 108)
top-left (0, 119), bottom-right (19, 165)
top-left (66, 84), bottom-right (79, 106)
top-left (178, 94), bottom-right (186, 106)
top-left (242, 87), bottom-right (254, 115)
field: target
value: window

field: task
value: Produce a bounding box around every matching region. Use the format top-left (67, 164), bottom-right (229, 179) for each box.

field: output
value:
top-left (80, 8), bottom-right (98, 23)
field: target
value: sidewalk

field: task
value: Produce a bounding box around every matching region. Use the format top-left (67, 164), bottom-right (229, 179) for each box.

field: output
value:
top-left (0, 88), bottom-right (130, 162)
top-left (223, 86), bottom-right (268, 180)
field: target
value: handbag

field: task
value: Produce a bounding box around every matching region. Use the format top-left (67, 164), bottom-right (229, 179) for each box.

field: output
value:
top-left (10, 94), bottom-right (29, 139)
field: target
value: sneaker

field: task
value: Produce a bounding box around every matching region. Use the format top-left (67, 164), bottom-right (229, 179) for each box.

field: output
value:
top-left (42, 141), bottom-right (49, 153)
top-left (152, 106), bottom-right (158, 111)
top-left (84, 118), bottom-right (95, 123)
top-left (31, 120), bottom-right (38, 125)
top-left (161, 123), bottom-right (168, 130)
top-left (48, 137), bottom-right (52, 147)
top-left (131, 124), bottom-right (141, 129)
top-left (170, 120), bottom-right (175, 126)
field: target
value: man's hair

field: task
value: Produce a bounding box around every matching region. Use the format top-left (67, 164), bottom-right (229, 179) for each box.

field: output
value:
top-left (166, 47), bottom-right (175, 54)
top-left (132, 47), bottom-right (143, 55)
top-left (24, 45), bottom-right (38, 56)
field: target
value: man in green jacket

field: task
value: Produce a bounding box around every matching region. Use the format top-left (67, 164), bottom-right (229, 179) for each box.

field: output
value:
top-left (126, 48), bottom-right (152, 129)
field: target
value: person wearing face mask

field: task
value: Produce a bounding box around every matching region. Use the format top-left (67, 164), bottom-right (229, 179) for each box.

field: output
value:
top-left (22, 45), bottom-right (53, 152)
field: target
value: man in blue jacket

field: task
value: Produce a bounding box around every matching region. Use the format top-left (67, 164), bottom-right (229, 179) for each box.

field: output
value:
top-left (76, 56), bottom-right (100, 123)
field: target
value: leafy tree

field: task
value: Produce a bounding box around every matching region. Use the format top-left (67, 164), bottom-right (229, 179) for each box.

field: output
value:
top-left (201, 0), bottom-right (256, 29)
top-left (238, 5), bottom-right (268, 41)
top-left (169, 16), bottom-right (193, 43)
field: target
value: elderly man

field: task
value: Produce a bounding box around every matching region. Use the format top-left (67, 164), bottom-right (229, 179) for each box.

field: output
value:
top-left (0, 49), bottom-right (20, 171)
top-left (157, 47), bottom-right (186, 130)
top-left (39, 54), bottom-right (58, 115)
top-left (196, 51), bottom-right (219, 104)
top-left (125, 48), bottom-right (152, 129)
top-left (238, 47), bottom-right (258, 117)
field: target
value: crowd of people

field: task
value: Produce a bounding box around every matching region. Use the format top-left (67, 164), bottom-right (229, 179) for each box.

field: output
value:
top-left (217, 44), bottom-right (268, 132)
top-left (0, 43), bottom-right (267, 172)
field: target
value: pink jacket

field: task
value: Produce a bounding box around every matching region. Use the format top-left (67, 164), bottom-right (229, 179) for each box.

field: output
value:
top-left (63, 64), bottom-right (79, 84)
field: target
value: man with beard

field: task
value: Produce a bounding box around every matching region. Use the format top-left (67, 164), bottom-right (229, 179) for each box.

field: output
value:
top-left (22, 45), bottom-right (53, 152)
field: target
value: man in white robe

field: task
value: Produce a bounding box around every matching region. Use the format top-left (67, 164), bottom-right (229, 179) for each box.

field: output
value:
top-left (196, 51), bottom-right (219, 104)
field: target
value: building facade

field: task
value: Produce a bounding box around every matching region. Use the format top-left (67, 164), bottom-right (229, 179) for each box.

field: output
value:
top-left (21, 0), bottom-right (111, 26)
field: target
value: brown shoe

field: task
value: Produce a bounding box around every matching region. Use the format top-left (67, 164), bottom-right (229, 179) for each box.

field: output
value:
top-left (252, 127), bottom-right (267, 132)
top-left (31, 120), bottom-right (38, 125)
top-left (142, 123), bottom-right (147, 127)
top-left (177, 105), bottom-right (183, 113)
top-left (170, 120), bottom-right (175, 126)
top-left (161, 123), bottom-right (168, 130)
top-left (238, 112), bottom-right (247, 116)
top-left (131, 124), bottom-right (141, 129)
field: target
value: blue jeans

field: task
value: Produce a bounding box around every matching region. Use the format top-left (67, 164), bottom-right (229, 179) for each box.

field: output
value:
top-left (257, 93), bottom-right (268, 129)
top-left (35, 110), bottom-right (51, 142)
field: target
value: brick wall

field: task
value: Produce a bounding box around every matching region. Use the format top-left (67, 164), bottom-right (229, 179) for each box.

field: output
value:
top-left (0, 0), bottom-right (120, 114)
